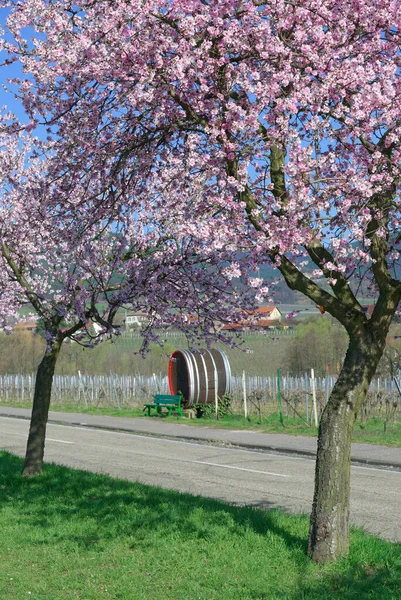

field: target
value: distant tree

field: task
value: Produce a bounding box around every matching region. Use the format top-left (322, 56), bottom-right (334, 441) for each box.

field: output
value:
top-left (0, 330), bottom-right (45, 374)
top-left (34, 319), bottom-right (46, 338)
top-left (283, 316), bottom-right (348, 375)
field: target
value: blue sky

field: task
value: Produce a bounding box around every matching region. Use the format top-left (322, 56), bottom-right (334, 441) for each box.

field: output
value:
top-left (0, 7), bottom-right (30, 124)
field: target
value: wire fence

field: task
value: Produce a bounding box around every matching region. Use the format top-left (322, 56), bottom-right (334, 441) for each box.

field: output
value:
top-left (1, 372), bottom-right (400, 424)
top-left (234, 373), bottom-right (401, 425)
top-left (0, 373), bottom-right (165, 408)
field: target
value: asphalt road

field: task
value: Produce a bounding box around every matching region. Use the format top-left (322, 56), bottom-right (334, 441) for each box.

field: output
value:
top-left (1, 415), bottom-right (400, 543)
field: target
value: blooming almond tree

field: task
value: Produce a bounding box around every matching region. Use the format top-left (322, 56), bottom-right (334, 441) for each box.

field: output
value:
top-left (5, 0), bottom-right (401, 562)
top-left (0, 117), bottom-right (263, 477)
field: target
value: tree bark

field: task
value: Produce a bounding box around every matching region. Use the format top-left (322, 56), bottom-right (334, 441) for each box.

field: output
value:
top-left (22, 338), bottom-right (62, 477)
top-left (308, 330), bottom-right (384, 562)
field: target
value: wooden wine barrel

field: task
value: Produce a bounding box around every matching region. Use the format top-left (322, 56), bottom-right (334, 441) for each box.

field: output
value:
top-left (168, 349), bottom-right (231, 406)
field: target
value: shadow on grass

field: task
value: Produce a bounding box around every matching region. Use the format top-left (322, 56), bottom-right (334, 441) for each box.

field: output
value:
top-left (0, 451), bottom-right (305, 549)
top-left (1, 451), bottom-right (400, 600)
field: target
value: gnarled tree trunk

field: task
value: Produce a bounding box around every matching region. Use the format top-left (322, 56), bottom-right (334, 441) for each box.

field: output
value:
top-left (23, 337), bottom-right (62, 477)
top-left (308, 328), bottom-right (385, 563)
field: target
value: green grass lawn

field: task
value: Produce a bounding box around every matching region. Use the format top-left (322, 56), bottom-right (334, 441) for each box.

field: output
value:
top-left (0, 451), bottom-right (400, 600)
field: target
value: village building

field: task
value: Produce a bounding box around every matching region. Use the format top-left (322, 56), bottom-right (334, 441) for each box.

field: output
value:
top-left (221, 306), bottom-right (282, 331)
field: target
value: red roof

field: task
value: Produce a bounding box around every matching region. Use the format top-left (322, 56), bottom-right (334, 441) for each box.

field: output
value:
top-left (254, 306), bottom-right (277, 315)
top-left (255, 319), bottom-right (277, 328)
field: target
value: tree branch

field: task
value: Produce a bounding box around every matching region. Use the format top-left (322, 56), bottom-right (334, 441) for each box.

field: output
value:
top-left (1, 242), bottom-right (47, 318)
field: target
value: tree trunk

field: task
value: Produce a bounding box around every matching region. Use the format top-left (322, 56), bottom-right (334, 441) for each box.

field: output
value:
top-left (22, 338), bottom-right (62, 477)
top-left (308, 331), bottom-right (384, 563)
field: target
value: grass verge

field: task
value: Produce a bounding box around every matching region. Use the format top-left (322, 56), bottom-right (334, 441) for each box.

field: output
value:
top-left (2, 401), bottom-right (401, 447)
top-left (171, 413), bottom-right (401, 447)
top-left (1, 451), bottom-right (400, 600)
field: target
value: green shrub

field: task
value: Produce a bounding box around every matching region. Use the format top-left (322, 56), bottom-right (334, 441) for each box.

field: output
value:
top-left (194, 393), bottom-right (232, 418)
